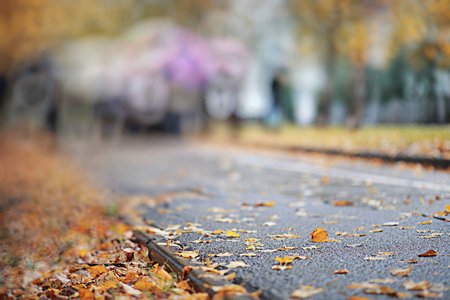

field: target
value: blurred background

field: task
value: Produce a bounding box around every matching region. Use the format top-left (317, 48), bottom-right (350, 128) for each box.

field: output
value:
top-left (0, 0), bottom-right (449, 142)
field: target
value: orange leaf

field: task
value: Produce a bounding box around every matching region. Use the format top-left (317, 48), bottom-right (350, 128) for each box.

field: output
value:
top-left (87, 265), bottom-right (107, 277)
top-left (333, 201), bottom-right (354, 206)
top-left (310, 227), bottom-right (328, 242)
top-left (78, 288), bottom-right (95, 300)
top-left (177, 280), bottom-right (190, 290)
top-left (418, 249), bottom-right (437, 257)
top-left (445, 204), bottom-right (450, 213)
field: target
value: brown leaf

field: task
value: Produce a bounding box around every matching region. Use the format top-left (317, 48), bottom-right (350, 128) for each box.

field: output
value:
top-left (418, 250), bottom-right (437, 257)
top-left (310, 227), bottom-right (328, 242)
top-left (346, 297), bottom-right (374, 300)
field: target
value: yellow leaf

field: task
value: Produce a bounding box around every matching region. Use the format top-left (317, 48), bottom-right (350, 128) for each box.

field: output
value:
top-left (78, 249), bottom-right (89, 257)
top-left (445, 204), bottom-right (450, 213)
top-left (225, 273), bottom-right (236, 280)
top-left (239, 253), bottom-right (258, 257)
top-left (226, 230), bottom-right (240, 238)
top-left (211, 229), bottom-right (224, 234)
top-left (98, 281), bottom-right (118, 291)
top-left (176, 251), bottom-right (199, 258)
top-left (275, 256), bottom-right (295, 265)
top-left (134, 278), bottom-right (155, 291)
top-left (310, 227), bottom-right (328, 242)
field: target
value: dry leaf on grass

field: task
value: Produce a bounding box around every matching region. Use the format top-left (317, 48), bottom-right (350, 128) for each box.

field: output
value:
top-left (310, 227), bottom-right (328, 242)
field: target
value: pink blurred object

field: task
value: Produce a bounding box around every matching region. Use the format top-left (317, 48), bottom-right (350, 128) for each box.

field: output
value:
top-left (209, 38), bottom-right (251, 78)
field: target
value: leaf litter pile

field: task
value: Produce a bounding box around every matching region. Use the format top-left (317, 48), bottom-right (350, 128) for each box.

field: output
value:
top-left (0, 135), bottom-right (243, 300)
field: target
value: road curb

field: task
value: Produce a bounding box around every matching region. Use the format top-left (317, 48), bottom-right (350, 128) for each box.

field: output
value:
top-left (121, 217), bottom-right (255, 300)
top-left (243, 142), bottom-right (450, 170)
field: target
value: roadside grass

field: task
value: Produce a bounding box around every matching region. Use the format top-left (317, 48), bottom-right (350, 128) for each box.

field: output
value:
top-left (206, 123), bottom-right (450, 159)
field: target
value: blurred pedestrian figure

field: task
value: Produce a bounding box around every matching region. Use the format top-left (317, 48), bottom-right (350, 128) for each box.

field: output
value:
top-left (264, 69), bottom-right (286, 129)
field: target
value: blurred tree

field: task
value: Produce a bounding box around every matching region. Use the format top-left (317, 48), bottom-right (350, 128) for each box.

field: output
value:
top-left (289, 0), bottom-right (377, 129)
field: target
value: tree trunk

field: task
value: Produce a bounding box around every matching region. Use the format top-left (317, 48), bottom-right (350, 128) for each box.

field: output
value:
top-left (346, 66), bottom-right (366, 129)
top-left (315, 35), bottom-right (335, 127)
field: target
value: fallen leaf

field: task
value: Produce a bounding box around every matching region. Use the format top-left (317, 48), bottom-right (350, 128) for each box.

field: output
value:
top-left (226, 261), bottom-right (250, 268)
top-left (87, 265), bottom-right (107, 277)
top-left (275, 256), bottom-right (296, 265)
top-left (403, 280), bottom-right (430, 291)
top-left (310, 227), bottom-right (328, 242)
top-left (414, 290), bottom-right (443, 298)
top-left (347, 244), bottom-right (363, 247)
top-left (267, 233), bottom-right (302, 238)
top-left (399, 226), bottom-right (415, 229)
top-left (353, 226), bottom-right (366, 230)
top-left (302, 245), bottom-right (320, 250)
top-left (226, 230), bottom-right (240, 238)
top-left (333, 201), bottom-right (354, 206)
top-left (239, 253), bottom-right (258, 257)
top-left (363, 285), bottom-right (397, 296)
top-left (78, 288), bottom-right (95, 300)
top-left (225, 273), bottom-right (236, 281)
top-left (369, 229), bottom-right (383, 233)
top-left (134, 278), bottom-right (155, 291)
top-left (176, 251), bottom-right (199, 258)
top-left (211, 229), bottom-right (224, 234)
top-left (272, 265), bottom-right (292, 270)
top-left (346, 297), bottom-right (374, 300)
top-left (263, 221), bottom-right (277, 226)
top-left (418, 220), bottom-right (432, 225)
top-left (391, 268), bottom-right (412, 277)
top-left (445, 205), bottom-right (450, 213)
top-left (291, 286), bottom-right (324, 298)
top-left (208, 253), bottom-right (233, 257)
top-left (383, 222), bottom-right (399, 226)
top-left (364, 257), bottom-right (386, 261)
top-left (333, 269), bottom-right (349, 274)
top-left (177, 280), bottom-right (191, 290)
top-left (418, 250), bottom-right (437, 257)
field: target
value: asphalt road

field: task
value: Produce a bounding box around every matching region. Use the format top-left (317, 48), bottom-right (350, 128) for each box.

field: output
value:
top-left (81, 137), bottom-right (450, 300)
